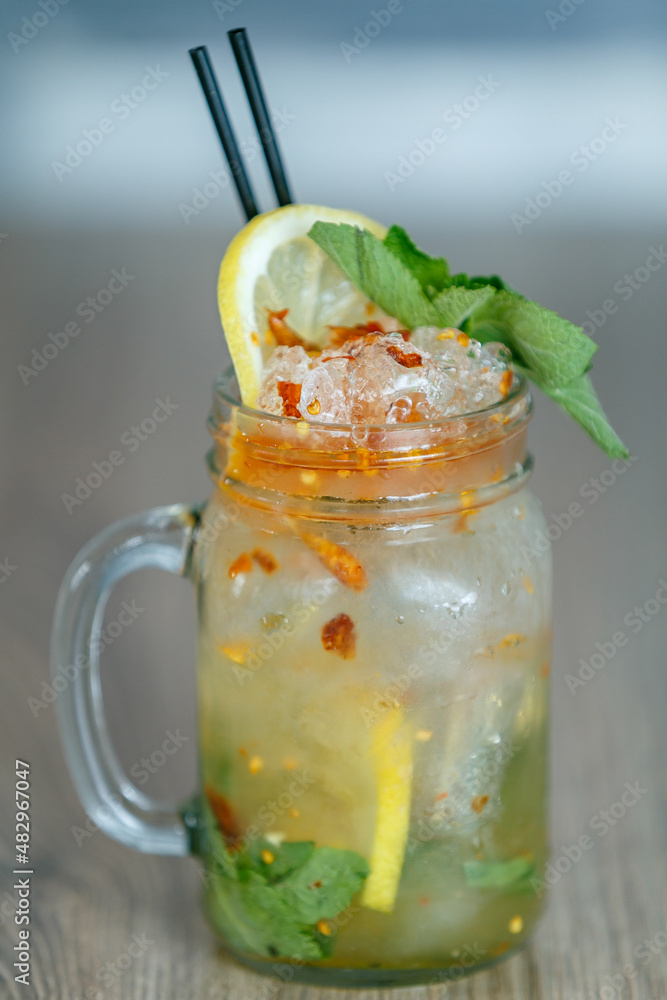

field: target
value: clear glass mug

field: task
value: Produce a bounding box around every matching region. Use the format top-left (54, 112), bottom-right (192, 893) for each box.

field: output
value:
top-left (52, 369), bottom-right (551, 987)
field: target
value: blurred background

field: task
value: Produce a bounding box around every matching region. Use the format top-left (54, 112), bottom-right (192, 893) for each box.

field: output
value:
top-left (1, 1), bottom-right (666, 997)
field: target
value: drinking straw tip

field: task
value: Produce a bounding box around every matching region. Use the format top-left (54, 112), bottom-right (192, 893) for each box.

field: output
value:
top-left (228, 29), bottom-right (293, 206)
top-left (188, 44), bottom-right (258, 221)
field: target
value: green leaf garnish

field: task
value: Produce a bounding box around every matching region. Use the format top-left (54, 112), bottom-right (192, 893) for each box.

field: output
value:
top-left (240, 838), bottom-right (315, 879)
top-left (520, 368), bottom-right (629, 459)
top-left (307, 221), bottom-right (627, 458)
top-left (276, 846), bottom-right (370, 924)
top-left (431, 284), bottom-right (496, 328)
top-left (201, 801), bottom-right (368, 960)
top-left (463, 856), bottom-right (536, 892)
top-left (239, 873), bottom-right (332, 959)
top-left (383, 225), bottom-right (451, 298)
top-left (467, 291), bottom-right (597, 388)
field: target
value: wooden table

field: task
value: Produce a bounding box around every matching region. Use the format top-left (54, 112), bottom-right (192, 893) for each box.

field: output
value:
top-left (1, 228), bottom-right (665, 999)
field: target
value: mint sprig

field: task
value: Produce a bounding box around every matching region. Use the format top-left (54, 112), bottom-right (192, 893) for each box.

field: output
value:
top-left (201, 802), bottom-right (368, 960)
top-left (521, 368), bottom-right (629, 459)
top-left (308, 222), bottom-right (628, 458)
top-left (467, 291), bottom-right (597, 388)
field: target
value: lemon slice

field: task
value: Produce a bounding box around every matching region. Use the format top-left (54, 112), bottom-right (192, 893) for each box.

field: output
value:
top-left (217, 204), bottom-right (386, 406)
top-left (361, 706), bottom-right (413, 914)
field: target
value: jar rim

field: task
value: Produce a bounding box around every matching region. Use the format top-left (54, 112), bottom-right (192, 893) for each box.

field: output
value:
top-left (207, 366), bottom-right (533, 518)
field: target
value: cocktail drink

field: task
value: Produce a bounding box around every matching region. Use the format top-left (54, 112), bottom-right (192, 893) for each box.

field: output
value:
top-left (51, 198), bottom-right (625, 988)
top-left (193, 364), bottom-right (550, 983)
top-left (186, 199), bottom-right (625, 982)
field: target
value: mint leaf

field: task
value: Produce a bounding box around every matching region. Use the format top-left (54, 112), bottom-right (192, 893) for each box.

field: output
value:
top-left (463, 856), bottom-right (536, 891)
top-left (448, 272), bottom-right (505, 292)
top-left (432, 285), bottom-right (496, 328)
top-left (207, 879), bottom-right (276, 954)
top-left (209, 841), bottom-right (238, 880)
top-left (308, 222), bottom-right (442, 328)
top-left (521, 368), bottom-right (629, 458)
top-left (464, 319), bottom-right (507, 344)
top-left (241, 839), bottom-right (315, 879)
top-left (468, 291), bottom-right (597, 388)
top-left (383, 225), bottom-right (451, 297)
top-left (276, 846), bottom-right (370, 924)
top-left (200, 800), bottom-right (368, 960)
top-left (468, 273), bottom-right (514, 293)
top-left (241, 873), bottom-right (330, 959)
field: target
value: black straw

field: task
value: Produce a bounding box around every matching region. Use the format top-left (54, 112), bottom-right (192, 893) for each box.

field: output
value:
top-left (228, 29), bottom-right (293, 207)
top-left (189, 45), bottom-right (258, 221)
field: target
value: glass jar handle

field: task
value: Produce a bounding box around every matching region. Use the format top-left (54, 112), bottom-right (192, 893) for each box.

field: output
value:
top-left (50, 503), bottom-right (198, 856)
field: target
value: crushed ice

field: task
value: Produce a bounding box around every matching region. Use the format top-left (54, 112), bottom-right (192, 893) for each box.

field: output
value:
top-left (256, 327), bottom-right (514, 423)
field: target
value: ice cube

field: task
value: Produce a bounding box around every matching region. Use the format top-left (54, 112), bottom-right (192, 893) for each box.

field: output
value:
top-left (298, 360), bottom-right (352, 422)
top-left (424, 671), bottom-right (527, 832)
top-left (256, 346), bottom-right (311, 416)
top-left (348, 334), bottom-right (451, 422)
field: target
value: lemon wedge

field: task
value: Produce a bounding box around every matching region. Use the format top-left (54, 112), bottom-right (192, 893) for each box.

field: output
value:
top-left (361, 706), bottom-right (413, 914)
top-left (217, 204), bottom-right (386, 406)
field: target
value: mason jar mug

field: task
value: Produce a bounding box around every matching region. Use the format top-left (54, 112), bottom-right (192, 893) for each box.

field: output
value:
top-left (52, 369), bottom-right (551, 987)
